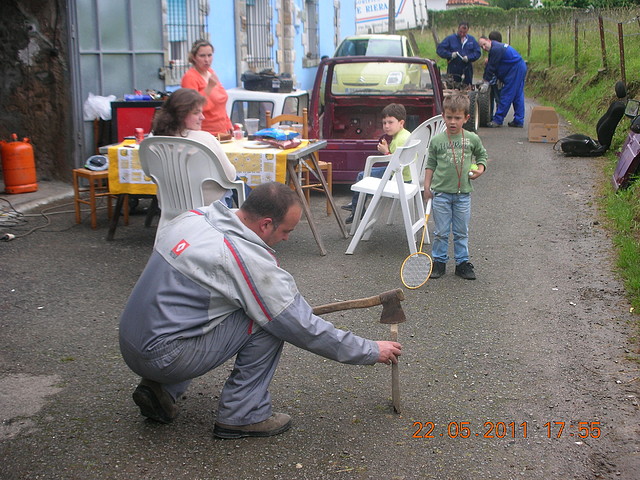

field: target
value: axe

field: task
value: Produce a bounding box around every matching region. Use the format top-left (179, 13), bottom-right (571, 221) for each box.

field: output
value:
top-left (313, 289), bottom-right (406, 413)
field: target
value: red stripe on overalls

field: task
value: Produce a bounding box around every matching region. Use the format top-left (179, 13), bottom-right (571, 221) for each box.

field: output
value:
top-left (224, 238), bottom-right (272, 334)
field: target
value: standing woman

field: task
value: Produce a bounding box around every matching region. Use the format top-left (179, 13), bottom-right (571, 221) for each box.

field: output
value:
top-left (181, 39), bottom-right (233, 136)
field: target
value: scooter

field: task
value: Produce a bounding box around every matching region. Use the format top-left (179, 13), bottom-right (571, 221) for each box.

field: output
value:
top-left (556, 81), bottom-right (627, 158)
top-left (612, 95), bottom-right (640, 190)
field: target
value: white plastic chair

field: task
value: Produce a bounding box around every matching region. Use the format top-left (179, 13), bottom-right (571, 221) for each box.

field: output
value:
top-left (139, 136), bottom-right (247, 235)
top-left (386, 115), bottom-right (446, 232)
top-left (345, 139), bottom-right (423, 255)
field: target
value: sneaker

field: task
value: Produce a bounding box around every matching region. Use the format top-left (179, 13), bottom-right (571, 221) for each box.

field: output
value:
top-left (213, 413), bottom-right (292, 439)
top-left (132, 379), bottom-right (179, 424)
top-left (486, 121), bottom-right (502, 128)
top-left (430, 261), bottom-right (446, 279)
top-left (507, 121), bottom-right (524, 128)
top-left (345, 213), bottom-right (354, 224)
top-left (341, 203), bottom-right (353, 211)
top-left (455, 261), bottom-right (476, 280)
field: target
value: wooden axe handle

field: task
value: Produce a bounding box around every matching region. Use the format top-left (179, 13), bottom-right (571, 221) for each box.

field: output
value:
top-left (312, 289), bottom-right (404, 316)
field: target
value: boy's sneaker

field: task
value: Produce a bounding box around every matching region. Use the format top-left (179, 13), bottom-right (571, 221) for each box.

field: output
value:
top-left (455, 261), bottom-right (476, 280)
top-left (430, 261), bottom-right (446, 279)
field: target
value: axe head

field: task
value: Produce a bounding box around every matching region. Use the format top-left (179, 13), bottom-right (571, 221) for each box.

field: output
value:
top-left (378, 289), bottom-right (406, 325)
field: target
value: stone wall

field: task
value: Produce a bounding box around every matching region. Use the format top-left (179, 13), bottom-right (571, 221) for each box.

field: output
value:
top-left (0, 0), bottom-right (72, 183)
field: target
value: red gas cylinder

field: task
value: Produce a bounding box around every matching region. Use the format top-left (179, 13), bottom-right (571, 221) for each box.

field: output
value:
top-left (1, 133), bottom-right (38, 194)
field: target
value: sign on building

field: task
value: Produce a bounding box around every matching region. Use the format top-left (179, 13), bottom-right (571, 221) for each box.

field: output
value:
top-left (355, 0), bottom-right (430, 34)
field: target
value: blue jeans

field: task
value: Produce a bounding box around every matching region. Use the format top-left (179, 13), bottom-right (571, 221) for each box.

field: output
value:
top-left (431, 192), bottom-right (471, 264)
top-left (350, 166), bottom-right (386, 208)
top-left (224, 178), bottom-right (253, 208)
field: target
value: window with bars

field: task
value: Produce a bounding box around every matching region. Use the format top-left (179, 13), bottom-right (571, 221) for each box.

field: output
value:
top-left (246, 0), bottom-right (273, 71)
top-left (163, 0), bottom-right (208, 85)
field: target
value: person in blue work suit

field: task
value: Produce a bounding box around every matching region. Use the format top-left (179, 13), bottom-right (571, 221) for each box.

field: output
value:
top-left (479, 36), bottom-right (528, 128)
top-left (436, 22), bottom-right (482, 86)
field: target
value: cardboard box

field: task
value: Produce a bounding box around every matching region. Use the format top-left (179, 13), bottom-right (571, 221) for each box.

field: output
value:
top-left (528, 106), bottom-right (559, 143)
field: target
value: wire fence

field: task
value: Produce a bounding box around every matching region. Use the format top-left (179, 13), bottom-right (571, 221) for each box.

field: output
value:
top-left (491, 11), bottom-right (640, 85)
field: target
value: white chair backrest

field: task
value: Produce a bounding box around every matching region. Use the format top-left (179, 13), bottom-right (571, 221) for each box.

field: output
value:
top-left (139, 136), bottom-right (244, 232)
top-left (376, 139), bottom-right (422, 187)
top-left (406, 115), bottom-right (446, 186)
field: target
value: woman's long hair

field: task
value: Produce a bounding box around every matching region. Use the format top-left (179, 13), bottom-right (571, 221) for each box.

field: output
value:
top-left (151, 88), bottom-right (205, 136)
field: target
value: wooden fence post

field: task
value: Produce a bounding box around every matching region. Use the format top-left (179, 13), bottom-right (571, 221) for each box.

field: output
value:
top-left (527, 24), bottom-right (531, 58)
top-left (574, 18), bottom-right (579, 74)
top-left (548, 23), bottom-right (552, 68)
top-left (599, 16), bottom-right (608, 70)
top-left (618, 22), bottom-right (626, 84)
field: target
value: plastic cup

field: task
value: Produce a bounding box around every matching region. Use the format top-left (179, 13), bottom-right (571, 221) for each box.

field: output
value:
top-left (245, 118), bottom-right (259, 136)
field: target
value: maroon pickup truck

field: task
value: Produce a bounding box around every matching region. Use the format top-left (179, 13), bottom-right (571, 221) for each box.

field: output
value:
top-left (308, 56), bottom-right (444, 183)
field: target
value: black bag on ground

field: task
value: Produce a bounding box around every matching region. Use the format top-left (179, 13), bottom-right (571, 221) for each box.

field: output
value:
top-left (555, 134), bottom-right (606, 157)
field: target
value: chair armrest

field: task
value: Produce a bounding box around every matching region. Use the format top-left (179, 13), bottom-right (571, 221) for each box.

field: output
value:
top-left (362, 154), bottom-right (391, 177)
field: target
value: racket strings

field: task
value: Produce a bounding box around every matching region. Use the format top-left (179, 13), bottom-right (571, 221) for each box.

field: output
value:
top-left (401, 252), bottom-right (433, 289)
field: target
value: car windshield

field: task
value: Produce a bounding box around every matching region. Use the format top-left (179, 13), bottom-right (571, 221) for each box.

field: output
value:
top-left (328, 61), bottom-right (434, 97)
top-left (335, 38), bottom-right (403, 57)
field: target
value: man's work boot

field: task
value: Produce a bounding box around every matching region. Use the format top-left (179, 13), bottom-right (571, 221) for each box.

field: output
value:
top-left (213, 413), bottom-right (292, 439)
top-left (132, 379), bottom-right (179, 424)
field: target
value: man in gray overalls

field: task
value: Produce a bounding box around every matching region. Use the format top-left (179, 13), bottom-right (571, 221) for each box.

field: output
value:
top-left (119, 182), bottom-right (402, 439)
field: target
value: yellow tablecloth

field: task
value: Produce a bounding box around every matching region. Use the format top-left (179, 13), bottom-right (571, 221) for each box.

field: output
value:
top-left (221, 140), bottom-right (308, 187)
top-left (107, 140), bottom-right (157, 195)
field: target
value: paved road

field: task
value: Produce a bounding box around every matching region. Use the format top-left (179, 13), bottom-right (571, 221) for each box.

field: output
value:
top-left (1, 102), bottom-right (638, 479)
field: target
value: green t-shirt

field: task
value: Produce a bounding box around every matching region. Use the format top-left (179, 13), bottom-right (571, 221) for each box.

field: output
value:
top-left (425, 130), bottom-right (487, 194)
top-left (387, 128), bottom-right (412, 181)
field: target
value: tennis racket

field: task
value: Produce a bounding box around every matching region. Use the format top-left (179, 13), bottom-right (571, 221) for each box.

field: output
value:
top-left (400, 199), bottom-right (433, 289)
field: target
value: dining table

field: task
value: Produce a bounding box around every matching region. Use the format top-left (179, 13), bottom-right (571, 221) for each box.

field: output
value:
top-left (101, 137), bottom-right (347, 253)
top-left (220, 138), bottom-right (348, 255)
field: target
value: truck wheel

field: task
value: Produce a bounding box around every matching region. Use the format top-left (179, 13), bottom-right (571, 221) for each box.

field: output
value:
top-left (464, 90), bottom-right (479, 132)
top-left (478, 89), bottom-right (492, 127)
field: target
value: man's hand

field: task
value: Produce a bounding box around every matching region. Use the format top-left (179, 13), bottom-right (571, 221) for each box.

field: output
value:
top-left (451, 52), bottom-right (458, 59)
top-left (376, 341), bottom-right (402, 365)
top-left (462, 55), bottom-right (469, 63)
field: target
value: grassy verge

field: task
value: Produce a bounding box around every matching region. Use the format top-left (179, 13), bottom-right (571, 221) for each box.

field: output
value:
top-left (412, 27), bottom-right (640, 313)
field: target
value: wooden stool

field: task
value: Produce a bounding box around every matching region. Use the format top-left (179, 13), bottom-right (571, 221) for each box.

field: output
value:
top-left (72, 168), bottom-right (116, 229)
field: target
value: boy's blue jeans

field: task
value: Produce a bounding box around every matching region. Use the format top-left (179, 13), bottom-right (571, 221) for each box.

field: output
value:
top-left (350, 166), bottom-right (386, 207)
top-left (431, 192), bottom-right (471, 264)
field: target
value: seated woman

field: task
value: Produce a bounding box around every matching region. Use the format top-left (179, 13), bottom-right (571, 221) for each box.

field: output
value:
top-left (152, 88), bottom-right (250, 207)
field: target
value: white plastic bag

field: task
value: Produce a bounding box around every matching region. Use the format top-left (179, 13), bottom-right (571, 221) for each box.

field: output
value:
top-left (83, 92), bottom-right (116, 121)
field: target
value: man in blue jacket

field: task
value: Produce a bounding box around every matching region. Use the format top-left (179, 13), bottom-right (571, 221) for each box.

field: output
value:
top-left (436, 22), bottom-right (482, 86)
top-left (479, 36), bottom-right (528, 128)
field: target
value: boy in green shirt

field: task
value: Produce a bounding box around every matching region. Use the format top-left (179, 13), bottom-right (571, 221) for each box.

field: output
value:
top-left (424, 93), bottom-right (487, 279)
top-left (343, 103), bottom-right (411, 224)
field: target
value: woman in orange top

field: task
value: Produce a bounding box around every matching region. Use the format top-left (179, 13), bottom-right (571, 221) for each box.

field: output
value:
top-left (181, 39), bottom-right (233, 136)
